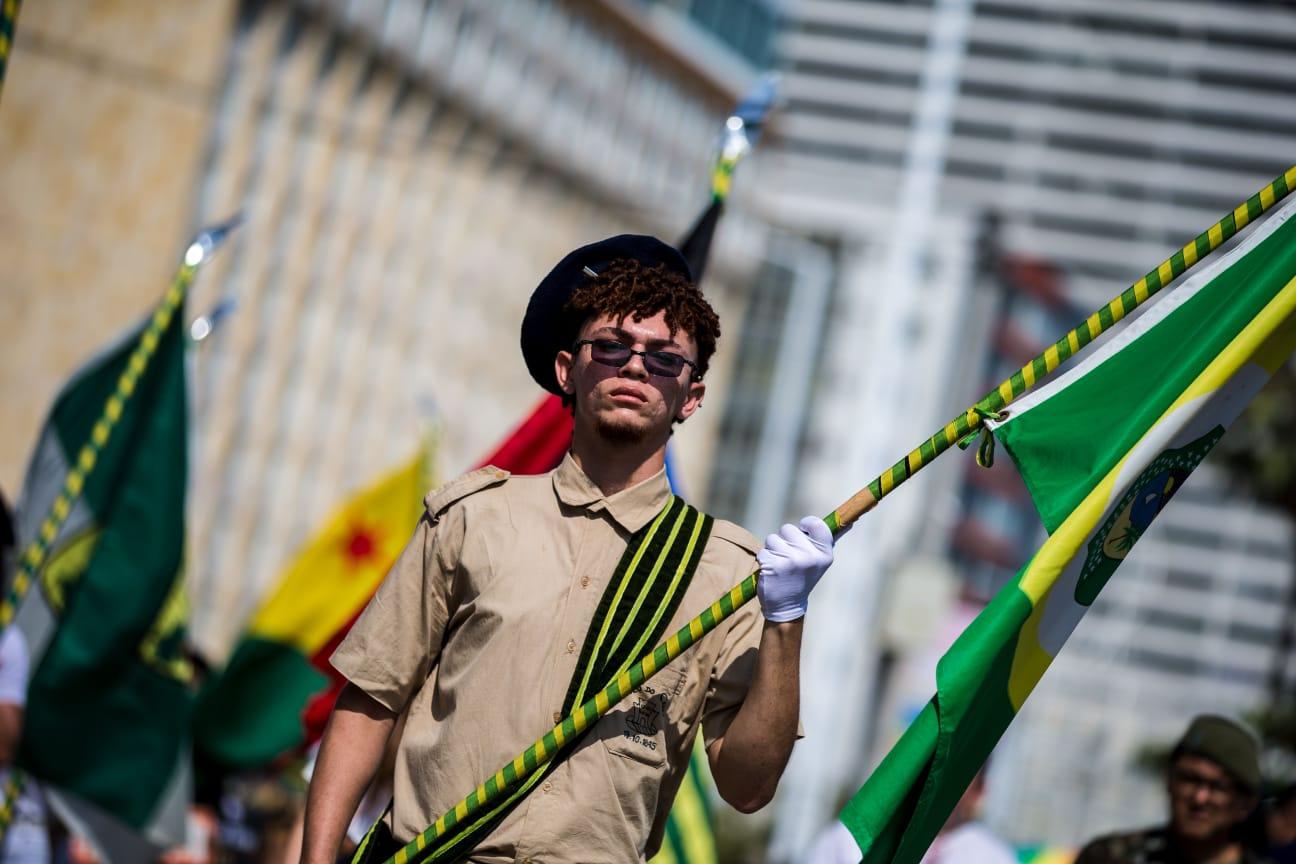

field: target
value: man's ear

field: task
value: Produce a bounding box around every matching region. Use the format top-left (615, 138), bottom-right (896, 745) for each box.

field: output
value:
top-left (675, 377), bottom-right (706, 422)
top-left (554, 350), bottom-right (576, 395)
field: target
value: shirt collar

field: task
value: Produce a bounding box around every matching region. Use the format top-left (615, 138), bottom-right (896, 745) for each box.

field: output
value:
top-left (552, 452), bottom-right (673, 534)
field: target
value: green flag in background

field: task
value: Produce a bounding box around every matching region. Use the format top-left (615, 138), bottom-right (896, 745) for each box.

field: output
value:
top-left (11, 300), bottom-right (192, 862)
top-left (839, 196), bottom-right (1296, 863)
top-left (649, 735), bottom-right (718, 864)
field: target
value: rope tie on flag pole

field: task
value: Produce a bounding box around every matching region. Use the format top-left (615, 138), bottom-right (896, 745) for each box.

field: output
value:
top-left (0, 216), bottom-right (240, 632)
top-left (976, 433), bottom-right (996, 469)
top-left (381, 167), bottom-right (1296, 864)
top-left (956, 406), bottom-right (1003, 468)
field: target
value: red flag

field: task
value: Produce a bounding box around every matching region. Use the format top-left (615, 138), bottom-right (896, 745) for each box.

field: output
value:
top-left (476, 394), bottom-right (573, 473)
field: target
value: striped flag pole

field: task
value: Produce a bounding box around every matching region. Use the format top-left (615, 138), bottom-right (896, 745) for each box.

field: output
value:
top-left (0, 0), bottom-right (20, 99)
top-left (825, 164), bottom-right (1296, 533)
top-left (1, 216), bottom-right (240, 630)
top-left (384, 166), bottom-right (1296, 864)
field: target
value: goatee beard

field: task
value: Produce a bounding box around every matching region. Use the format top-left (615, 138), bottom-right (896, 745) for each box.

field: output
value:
top-left (594, 413), bottom-right (649, 444)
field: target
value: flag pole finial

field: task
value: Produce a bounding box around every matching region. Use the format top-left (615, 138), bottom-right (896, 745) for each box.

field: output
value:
top-left (186, 212), bottom-right (244, 267)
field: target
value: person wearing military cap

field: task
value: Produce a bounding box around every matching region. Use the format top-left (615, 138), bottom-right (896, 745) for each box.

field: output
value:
top-left (1076, 714), bottom-right (1271, 864)
top-left (301, 235), bottom-right (834, 864)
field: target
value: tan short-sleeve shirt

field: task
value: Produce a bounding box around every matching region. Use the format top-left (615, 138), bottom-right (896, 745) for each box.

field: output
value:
top-left (331, 454), bottom-right (762, 863)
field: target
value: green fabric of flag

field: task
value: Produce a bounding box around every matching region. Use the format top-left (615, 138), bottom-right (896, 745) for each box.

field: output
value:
top-left (839, 198), bottom-right (1296, 864)
top-left (649, 735), bottom-right (718, 864)
top-left (11, 305), bottom-right (192, 861)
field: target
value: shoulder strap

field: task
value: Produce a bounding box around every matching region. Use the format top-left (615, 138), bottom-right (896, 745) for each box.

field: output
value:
top-left (423, 466), bottom-right (510, 522)
top-left (707, 518), bottom-right (759, 557)
top-left (389, 496), bottom-right (714, 864)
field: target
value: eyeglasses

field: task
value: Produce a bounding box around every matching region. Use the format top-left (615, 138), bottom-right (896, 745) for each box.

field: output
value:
top-left (1170, 766), bottom-right (1238, 799)
top-left (573, 339), bottom-right (698, 379)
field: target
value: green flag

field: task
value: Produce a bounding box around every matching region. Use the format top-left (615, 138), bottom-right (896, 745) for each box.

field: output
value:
top-left (649, 735), bottom-right (718, 864)
top-left (838, 196), bottom-right (1296, 863)
top-left (10, 296), bottom-right (192, 861)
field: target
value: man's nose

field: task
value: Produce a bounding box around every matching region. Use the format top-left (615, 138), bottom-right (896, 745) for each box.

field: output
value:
top-left (619, 351), bottom-right (650, 380)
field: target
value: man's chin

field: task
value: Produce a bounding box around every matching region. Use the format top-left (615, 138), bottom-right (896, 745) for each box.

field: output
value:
top-left (594, 415), bottom-right (651, 444)
top-left (1174, 814), bottom-right (1227, 841)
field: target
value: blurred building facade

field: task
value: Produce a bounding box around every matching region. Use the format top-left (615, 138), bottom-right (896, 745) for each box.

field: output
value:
top-left (750, 0), bottom-right (1296, 857)
top-left (950, 239), bottom-right (1080, 603)
top-left (0, 1), bottom-right (826, 665)
top-left (0, 2), bottom-right (233, 494)
top-left (772, 0), bottom-right (1296, 309)
top-left (181, 0), bottom-right (823, 659)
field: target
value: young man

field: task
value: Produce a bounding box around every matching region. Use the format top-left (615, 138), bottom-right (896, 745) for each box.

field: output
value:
top-left (1076, 714), bottom-right (1269, 864)
top-left (301, 235), bottom-right (834, 864)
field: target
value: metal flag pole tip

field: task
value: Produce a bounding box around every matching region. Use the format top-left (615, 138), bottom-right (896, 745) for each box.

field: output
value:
top-left (710, 72), bottom-right (778, 201)
top-left (190, 296), bottom-right (237, 342)
top-left (733, 71), bottom-right (778, 137)
top-left (187, 212), bottom-right (245, 266)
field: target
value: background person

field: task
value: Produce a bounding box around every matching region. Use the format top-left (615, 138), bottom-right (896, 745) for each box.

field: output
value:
top-left (1076, 714), bottom-right (1270, 864)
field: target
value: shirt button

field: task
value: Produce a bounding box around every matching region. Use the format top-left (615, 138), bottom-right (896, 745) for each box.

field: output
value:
top-left (552, 711), bottom-right (562, 725)
top-left (580, 576), bottom-right (590, 588)
top-left (542, 782), bottom-right (552, 793)
top-left (566, 639), bottom-right (576, 653)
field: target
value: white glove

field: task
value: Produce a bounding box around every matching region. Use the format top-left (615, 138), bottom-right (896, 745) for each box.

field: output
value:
top-left (756, 516), bottom-right (835, 623)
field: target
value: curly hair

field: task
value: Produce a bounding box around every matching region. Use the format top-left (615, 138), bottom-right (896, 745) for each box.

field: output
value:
top-left (564, 258), bottom-right (721, 378)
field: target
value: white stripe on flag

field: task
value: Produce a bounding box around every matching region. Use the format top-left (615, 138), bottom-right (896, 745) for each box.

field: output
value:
top-left (990, 195), bottom-right (1296, 425)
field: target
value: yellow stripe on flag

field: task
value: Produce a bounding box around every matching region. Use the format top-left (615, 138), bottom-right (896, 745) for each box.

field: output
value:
top-left (672, 759), bottom-right (718, 864)
top-left (248, 454), bottom-right (426, 655)
top-left (1006, 275), bottom-right (1296, 710)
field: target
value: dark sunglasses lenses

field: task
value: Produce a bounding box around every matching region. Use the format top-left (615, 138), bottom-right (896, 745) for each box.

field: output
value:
top-left (589, 340), bottom-right (688, 376)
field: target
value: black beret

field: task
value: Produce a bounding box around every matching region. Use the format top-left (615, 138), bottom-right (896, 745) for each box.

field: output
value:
top-left (520, 234), bottom-right (693, 395)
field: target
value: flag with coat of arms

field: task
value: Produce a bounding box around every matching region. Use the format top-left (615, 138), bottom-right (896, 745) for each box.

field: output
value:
top-left (840, 192), bottom-right (1296, 863)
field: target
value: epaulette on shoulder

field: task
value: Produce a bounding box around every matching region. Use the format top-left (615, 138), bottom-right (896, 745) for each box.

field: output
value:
top-left (708, 518), bottom-right (760, 557)
top-left (423, 465), bottom-right (511, 521)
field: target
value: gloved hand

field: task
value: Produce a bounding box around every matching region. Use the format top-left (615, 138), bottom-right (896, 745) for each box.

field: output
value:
top-left (756, 516), bottom-right (835, 623)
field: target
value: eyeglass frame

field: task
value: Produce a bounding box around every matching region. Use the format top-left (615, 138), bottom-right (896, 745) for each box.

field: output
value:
top-left (571, 338), bottom-right (700, 380)
top-left (1168, 763), bottom-right (1241, 800)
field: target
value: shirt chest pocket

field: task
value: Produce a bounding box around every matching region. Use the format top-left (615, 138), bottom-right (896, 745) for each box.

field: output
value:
top-left (597, 661), bottom-right (691, 769)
